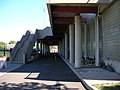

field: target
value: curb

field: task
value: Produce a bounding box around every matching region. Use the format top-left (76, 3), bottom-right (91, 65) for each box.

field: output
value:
top-left (59, 55), bottom-right (93, 90)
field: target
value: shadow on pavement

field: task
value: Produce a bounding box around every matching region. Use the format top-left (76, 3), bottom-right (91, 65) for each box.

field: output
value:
top-left (0, 81), bottom-right (79, 90)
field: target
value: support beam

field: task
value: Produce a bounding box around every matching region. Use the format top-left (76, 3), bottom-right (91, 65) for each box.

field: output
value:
top-left (65, 33), bottom-right (68, 59)
top-left (42, 43), bottom-right (45, 55)
top-left (75, 15), bottom-right (82, 68)
top-left (40, 40), bottom-right (42, 53)
top-left (52, 6), bottom-right (98, 14)
top-left (47, 45), bottom-right (49, 54)
top-left (69, 24), bottom-right (75, 63)
top-left (58, 41), bottom-right (61, 54)
top-left (53, 17), bottom-right (87, 23)
top-left (58, 41), bottom-right (62, 55)
top-left (43, 43), bottom-right (45, 55)
top-left (95, 15), bottom-right (99, 66)
top-left (45, 44), bottom-right (47, 54)
top-left (62, 39), bottom-right (65, 57)
top-left (59, 41), bottom-right (62, 55)
top-left (36, 40), bottom-right (39, 52)
top-left (84, 23), bottom-right (87, 60)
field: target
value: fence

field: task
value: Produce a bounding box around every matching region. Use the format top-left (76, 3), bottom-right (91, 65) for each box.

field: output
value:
top-left (0, 49), bottom-right (10, 57)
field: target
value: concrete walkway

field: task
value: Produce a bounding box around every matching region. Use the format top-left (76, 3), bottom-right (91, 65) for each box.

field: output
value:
top-left (0, 55), bottom-right (86, 90)
top-left (61, 56), bottom-right (120, 90)
top-left (78, 68), bottom-right (120, 90)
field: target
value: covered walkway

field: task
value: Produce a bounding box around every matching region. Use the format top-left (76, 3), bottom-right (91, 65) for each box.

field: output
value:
top-left (3, 0), bottom-right (120, 89)
top-left (0, 54), bottom-right (86, 90)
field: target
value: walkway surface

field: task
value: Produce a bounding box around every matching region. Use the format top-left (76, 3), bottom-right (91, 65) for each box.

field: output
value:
top-left (77, 68), bottom-right (120, 90)
top-left (62, 56), bottom-right (120, 90)
top-left (0, 55), bottom-right (86, 90)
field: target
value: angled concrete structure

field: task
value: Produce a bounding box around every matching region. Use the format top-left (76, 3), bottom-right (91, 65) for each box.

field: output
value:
top-left (10, 27), bottom-right (53, 64)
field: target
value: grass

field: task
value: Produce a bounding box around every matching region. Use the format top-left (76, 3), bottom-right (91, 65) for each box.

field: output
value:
top-left (93, 83), bottom-right (120, 90)
top-left (0, 50), bottom-right (10, 57)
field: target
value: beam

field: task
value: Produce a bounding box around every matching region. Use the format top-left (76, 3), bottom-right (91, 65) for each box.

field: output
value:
top-left (53, 26), bottom-right (67, 32)
top-left (53, 24), bottom-right (68, 32)
top-left (53, 29), bottom-right (67, 33)
top-left (53, 17), bottom-right (87, 23)
top-left (52, 6), bottom-right (98, 14)
top-left (53, 24), bottom-right (68, 27)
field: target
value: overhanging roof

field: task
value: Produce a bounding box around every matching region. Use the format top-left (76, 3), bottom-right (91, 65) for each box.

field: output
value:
top-left (47, 0), bottom-right (113, 4)
top-left (46, 0), bottom-right (113, 45)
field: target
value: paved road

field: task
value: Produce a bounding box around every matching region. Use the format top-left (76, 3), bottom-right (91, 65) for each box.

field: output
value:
top-left (0, 54), bottom-right (86, 90)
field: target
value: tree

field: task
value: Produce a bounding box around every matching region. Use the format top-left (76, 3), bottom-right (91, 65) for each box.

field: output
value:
top-left (9, 40), bottom-right (16, 44)
top-left (0, 41), bottom-right (6, 49)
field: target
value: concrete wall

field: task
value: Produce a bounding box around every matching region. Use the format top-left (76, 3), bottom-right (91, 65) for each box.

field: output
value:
top-left (100, 0), bottom-right (120, 73)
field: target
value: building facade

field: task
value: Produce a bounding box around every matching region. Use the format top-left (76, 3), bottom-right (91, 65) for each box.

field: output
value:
top-left (99, 0), bottom-right (120, 73)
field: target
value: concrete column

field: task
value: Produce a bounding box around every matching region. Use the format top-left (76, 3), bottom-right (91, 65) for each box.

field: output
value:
top-left (84, 23), bottom-right (87, 60)
top-left (75, 15), bottom-right (82, 68)
top-left (58, 42), bottom-right (60, 54)
top-left (44, 44), bottom-right (46, 54)
top-left (65, 33), bottom-right (68, 59)
top-left (47, 45), bottom-right (50, 53)
top-left (58, 41), bottom-right (61, 54)
top-left (45, 44), bottom-right (47, 54)
top-left (46, 45), bottom-right (49, 54)
top-left (69, 24), bottom-right (75, 63)
top-left (36, 40), bottom-right (39, 51)
top-left (95, 15), bottom-right (99, 66)
top-left (58, 41), bottom-right (61, 55)
top-left (40, 40), bottom-right (43, 54)
top-left (40, 40), bottom-right (42, 53)
top-left (42, 43), bottom-right (44, 55)
top-left (62, 39), bottom-right (65, 57)
top-left (44, 44), bottom-right (46, 55)
top-left (42, 43), bottom-right (45, 55)
top-left (60, 40), bottom-right (63, 55)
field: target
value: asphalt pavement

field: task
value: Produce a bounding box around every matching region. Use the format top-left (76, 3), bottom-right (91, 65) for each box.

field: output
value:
top-left (0, 54), bottom-right (86, 90)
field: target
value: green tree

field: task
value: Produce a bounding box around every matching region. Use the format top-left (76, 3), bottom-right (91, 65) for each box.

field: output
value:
top-left (9, 40), bottom-right (16, 44)
top-left (0, 41), bottom-right (6, 49)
